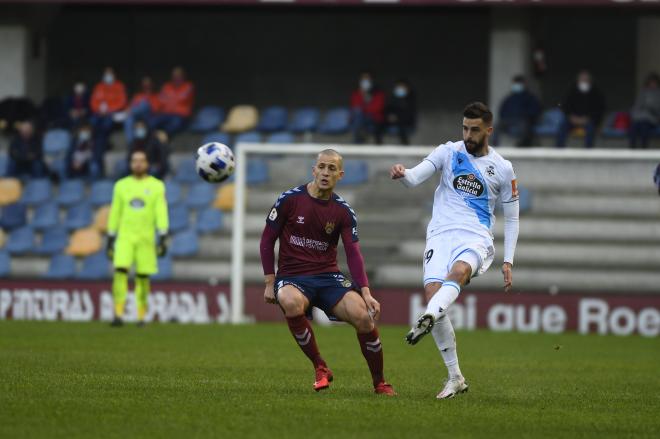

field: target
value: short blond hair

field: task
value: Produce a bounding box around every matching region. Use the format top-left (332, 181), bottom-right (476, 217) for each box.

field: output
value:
top-left (317, 149), bottom-right (343, 169)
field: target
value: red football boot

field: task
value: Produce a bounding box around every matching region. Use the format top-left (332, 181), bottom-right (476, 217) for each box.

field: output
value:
top-left (314, 365), bottom-right (334, 392)
top-left (374, 381), bottom-right (397, 396)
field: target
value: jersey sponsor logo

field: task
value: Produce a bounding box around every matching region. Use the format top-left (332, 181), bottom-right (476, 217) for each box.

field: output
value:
top-left (511, 179), bottom-right (519, 198)
top-left (453, 173), bottom-right (485, 197)
top-left (324, 221), bottom-right (335, 234)
top-left (268, 207), bottom-right (277, 221)
top-left (289, 234), bottom-right (329, 252)
top-left (129, 198), bottom-right (145, 209)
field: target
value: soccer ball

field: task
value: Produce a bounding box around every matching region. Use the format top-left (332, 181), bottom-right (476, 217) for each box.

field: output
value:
top-left (195, 142), bottom-right (235, 183)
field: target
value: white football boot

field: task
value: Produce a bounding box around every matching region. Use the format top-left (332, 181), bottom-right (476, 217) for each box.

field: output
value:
top-left (436, 376), bottom-right (469, 399)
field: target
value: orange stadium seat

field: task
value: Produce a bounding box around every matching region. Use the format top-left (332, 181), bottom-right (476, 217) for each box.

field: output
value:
top-left (213, 183), bottom-right (235, 211)
top-left (0, 178), bottom-right (22, 206)
top-left (221, 105), bottom-right (258, 133)
top-left (0, 228), bottom-right (6, 248)
top-left (93, 205), bottom-right (111, 232)
top-left (65, 227), bottom-right (102, 257)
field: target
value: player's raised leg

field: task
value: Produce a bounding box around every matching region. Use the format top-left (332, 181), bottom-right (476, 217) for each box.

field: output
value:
top-left (277, 284), bottom-right (332, 391)
top-left (332, 291), bottom-right (396, 396)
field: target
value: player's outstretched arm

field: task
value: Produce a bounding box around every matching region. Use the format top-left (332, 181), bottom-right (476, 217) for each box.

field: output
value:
top-left (390, 159), bottom-right (436, 187)
top-left (260, 225), bottom-right (279, 304)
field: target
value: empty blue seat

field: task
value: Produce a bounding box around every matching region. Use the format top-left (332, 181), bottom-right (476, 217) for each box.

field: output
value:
top-left (338, 160), bottom-right (369, 185)
top-left (0, 152), bottom-right (7, 177)
top-left (175, 158), bottom-right (199, 184)
top-left (266, 132), bottom-right (295, 144)
top-left (77, 251), bottom-right (110, 280)
top-left (288, 107), bottom-right (320, 133)
top-left (189, 106), bottom-right (225, 133)
top-left (246, 159), bottom-right (270, 185)
top-left (35, 226), bottom-right (69, 255)
top-left (6, 226), bottom-right (35, 255)
top-left (196, 207), bottom-right (223, 234)
top-left (318, 108), bottom-right (350, 134)
top-left (44, 253), bottom-right (77, 279)
top-left (257, 106), bottom-right (288, 133)
top-left (235, 131), bottom-right (262, 145)
top-left (31, 202), bottom-right (60, 230)
top-left (601, 111), bottom-right (629, 138)
top-left (519, 187), bottom-right (533, 213)
top-left (170, 229), bottom-right (199, 257)
top-left (0, 203), bottom-right (27, 230)
top-left (56, 179), bottom-right (85, 207)
top-left (65, 203), bottom-right (93, 230)
top-left (20, 178), bottom-right (52, 205)
top-left (90, 180), bottom-right (114, 207)
top-left (168, 204), bottom-right (190, 233)
top-left (185, 182), bottom-right (216, 210)
top-left (43, 129), bottom-right (71, 155)
top-left (165, 180), bottom-right (182, 206)
top-left (152, 255), bottom-right (173, 281)
top-left (534, 108), bottom-right (565, 137)
top-left (0, 251), bottom-right (10, 277)
top-left (112, 158), bottom-right (129, 180)
top-left (202, 132), bottom-right (232, 147)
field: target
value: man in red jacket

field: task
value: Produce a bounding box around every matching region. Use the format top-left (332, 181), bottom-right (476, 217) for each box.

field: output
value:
top-left (350, 72), bottom-right (385, 144)
top-left (149, 66), bottom-right (194, 137)
top-left (90, 67), bottom-right (127, 153)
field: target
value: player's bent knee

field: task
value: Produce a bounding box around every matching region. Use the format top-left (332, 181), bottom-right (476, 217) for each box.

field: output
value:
top-left (277, 288), bottom-right (307, 315)
top-left (351, 310), bottom-right (374, 333)
top-left (115, 267), bottom-right (128, 274)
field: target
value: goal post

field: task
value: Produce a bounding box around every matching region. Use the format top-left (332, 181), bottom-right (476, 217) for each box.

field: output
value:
top-left (230, 143), bottom-right (660, 324)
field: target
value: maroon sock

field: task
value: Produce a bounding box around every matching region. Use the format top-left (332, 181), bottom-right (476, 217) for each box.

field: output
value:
top-left (357, 328), bottom-right (384, 386)
top-left (286, 315), bottom-right (326, 368)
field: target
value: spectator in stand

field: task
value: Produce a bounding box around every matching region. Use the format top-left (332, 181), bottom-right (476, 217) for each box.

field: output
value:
top-left (0, 97), bottom-right (38, 134)
top-left (124, 76), bottom-right (161, 143)
top-left (90, 67), bottom-right (127, 150)
top-left (64, 80), bottom-right (91, 129)
top-left (149, 66), bottom-right (194, 137)
top-left (492, 75), bottom-right (542, 147)
top-left (350, 72), bottom-right (385, 144)
top-left (630, 72), bottom-right (660, 149)
top-left (127, 119), bottom-right (170, 179)
top-left (385, 78), bottom-right (417, 145)
top-left (7, 120), bottom-right (46, 178)
top-left (65, 121), bottom-right (102, 180)
top-left (556, 70), bottom-right (606, 148)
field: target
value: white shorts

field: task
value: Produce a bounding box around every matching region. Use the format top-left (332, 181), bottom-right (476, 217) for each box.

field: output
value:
top-left (423, 230), bottom-right (495, 286)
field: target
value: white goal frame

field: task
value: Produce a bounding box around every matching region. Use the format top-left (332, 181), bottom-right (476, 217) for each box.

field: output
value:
top-left (230, 143), bottom-right (660, 324)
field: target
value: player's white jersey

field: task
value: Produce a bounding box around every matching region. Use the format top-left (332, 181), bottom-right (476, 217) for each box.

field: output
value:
top-left (424, 141), bottom-right (519, 241)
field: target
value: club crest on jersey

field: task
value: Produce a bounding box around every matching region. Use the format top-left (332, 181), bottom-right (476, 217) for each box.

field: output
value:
top-left (268, 208), bottom-right (277, 221)
top-left (342, 279), bottom-right (352, 288)
top-left (129, 198), bottom-right (145, 209)
top-left (453, 173), bottom-right (484, 196)
top-left (297, 216), bottom-right (305, 224)
top-left (324, 221), bottom-right (335, 234)
top-left (486, 165), bottom-right (495, 176)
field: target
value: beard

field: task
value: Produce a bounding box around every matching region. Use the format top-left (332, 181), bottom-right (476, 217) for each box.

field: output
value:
top-left (465, 137), bottom-right (486, 155)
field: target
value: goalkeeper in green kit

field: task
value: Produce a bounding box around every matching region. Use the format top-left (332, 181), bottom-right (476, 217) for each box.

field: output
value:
top-left (106, 150), bottom-right (169, 327)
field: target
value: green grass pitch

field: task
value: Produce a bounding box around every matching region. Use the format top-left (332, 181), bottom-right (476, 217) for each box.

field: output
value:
top-left (1, 321), bottom-right (659, 438)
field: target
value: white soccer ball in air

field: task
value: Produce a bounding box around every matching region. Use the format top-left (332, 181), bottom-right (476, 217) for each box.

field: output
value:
top-left (196, 142), bottom-right (235, 183)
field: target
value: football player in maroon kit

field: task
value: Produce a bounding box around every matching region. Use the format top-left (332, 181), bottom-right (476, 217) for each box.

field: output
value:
top-left (260, 149), bottom-right (395, 395)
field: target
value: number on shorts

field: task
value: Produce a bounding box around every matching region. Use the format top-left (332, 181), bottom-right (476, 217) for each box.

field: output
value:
top-left (424, 249), bottom-right (434, 264)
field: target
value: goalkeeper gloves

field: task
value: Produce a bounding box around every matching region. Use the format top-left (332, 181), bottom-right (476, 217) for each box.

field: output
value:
top-left (157, 234), bottom-right (168, 257)
top-left (106, 235), bottom-right (116, 259)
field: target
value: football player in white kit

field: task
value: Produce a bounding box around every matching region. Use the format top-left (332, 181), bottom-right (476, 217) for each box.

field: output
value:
top-left (390, 102), bottom-right (520, 399)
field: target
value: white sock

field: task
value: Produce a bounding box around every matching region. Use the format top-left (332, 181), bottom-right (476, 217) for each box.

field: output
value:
top-left (431, 313), bottom-right (462, 379)
top-left (425, 281), bottom-right (461, 320)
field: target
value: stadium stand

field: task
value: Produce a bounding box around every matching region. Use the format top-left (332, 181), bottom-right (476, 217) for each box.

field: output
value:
top-left (257, 106), bottom-right (288, 133)
top-left (196, 207), bottom-right (223, 234)
top-left (66, 228), bottom-right (102, 257)
top-left (174, 158), bottom-right (198, 184)
top-left (152, 255), bottom-right (173, 281)
top-left (56, 179), bottom-right (85, 207)
top-left (0, 203), bottom-right (27, 230)
top-left (43, 253), bottom-right (76, 279)
top-left (6, 226), bottom-right (34, 255)
top-left (34, 226), bottom-right (69, 255)
top-left (534, 108), bottom-right (564, 138)
top-left (202, 132), bottom-right (232, 147)
top-left (288, 107), bottom-right (320, 134)
top-left (77, 251), bottom-right (110, 280)
top-left (266, 132), bottom-right (295, 144)
top-left (185, 182), bottom-right (216, 210)
top-left (168, 204), bottom-right (190, 233)
top-left (0, 178), bottom-right (22, 205)
top-left (92, 206), bottom-right (110, 232)
top-left (89, 180), bottom-right (114, 207)
top-left (0, 250), bottom-right (10, 277)
top-left (213, 183), bottom-right (235, 211)
top-left (21, 178), bottom-right (52, 205)
top-left (31, 202), bottom-right (60, 230)
top-left (170, 229), bottom-right (199, 257)
top-left (235, 131), bottom-right (262, 145)
top-left (318, 107), bottom-right (351, 134)
top-left (43, 128), bottom-right (71, 156)
top-left (165, 180), bottom-right (182, 206)
top-left (65, 203), bottom-right (93, 230)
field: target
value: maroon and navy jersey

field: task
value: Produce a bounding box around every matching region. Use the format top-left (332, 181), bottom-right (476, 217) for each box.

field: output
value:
top-left (266, 185), bottom-right (359, 276)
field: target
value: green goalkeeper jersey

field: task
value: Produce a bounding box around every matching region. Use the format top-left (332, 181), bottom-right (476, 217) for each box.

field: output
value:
top-left (107, 175), bottom-right (169, 243)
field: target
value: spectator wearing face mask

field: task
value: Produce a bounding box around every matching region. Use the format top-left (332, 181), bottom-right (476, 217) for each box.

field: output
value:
top-left (8, 120), bottom-right (47, 178)
top-left (385, 79), bottom-right (417, 145)
top-left (556, 70), bottom-right (606, 148)
top-left (149, 66), bottom-right (194, 137)
top-left (66, 122), bottom-right (102, 180)
top-left (127, 120), bottom-right (170, 179)
top-left (350, 72), bottom-right (386, 144)
top-left (64, 81), bottom-right (91, 129)
top-left (90, 67), bottom-right (128, 150)
top-left (630, 72), bottom-right (660, 149)
top-left (492, 75), bottom-right (541, 147)
top-left (124, 76), bottom-right (161, 144)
